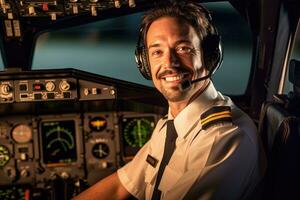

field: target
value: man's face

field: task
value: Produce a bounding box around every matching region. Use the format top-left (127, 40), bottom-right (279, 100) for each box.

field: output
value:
top-left (146, 16), bottom-right (207, 102)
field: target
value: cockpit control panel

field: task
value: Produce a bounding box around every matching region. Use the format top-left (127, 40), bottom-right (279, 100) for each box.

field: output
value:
top-left (0, 69), bottom-right (166, 200)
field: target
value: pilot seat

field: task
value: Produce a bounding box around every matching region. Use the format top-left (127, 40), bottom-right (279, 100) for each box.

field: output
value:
top-left (258, 59), bottom-right (300, 199)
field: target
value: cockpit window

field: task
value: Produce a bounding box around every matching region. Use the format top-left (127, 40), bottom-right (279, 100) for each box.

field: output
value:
top-left (32, 12), bottom-right (147, 85)
top-left (284, 24), bottom-right (300, 94)
top-left (0, 2), bottom-right (252, 95)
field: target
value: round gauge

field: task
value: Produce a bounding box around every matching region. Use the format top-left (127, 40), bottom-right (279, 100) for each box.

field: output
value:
top-left (41, 120), bottom-right (77, 164)
top-left (0, 122), bottom-right (9, 139)
top-left (11, 124), bottom-right (32, 143)
top-left (0, 145), bottom-right (10, 167)
top-left (123, 118), bottom-right (155, 148)
top-left (89, 117), bottom-right (107, 132)
top-left (92, 143), bottom-right (109, 159)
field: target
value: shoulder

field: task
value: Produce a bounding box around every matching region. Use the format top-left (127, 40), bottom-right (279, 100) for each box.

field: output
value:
top-left (201, 106), bottom-right (259, 165)
top-left (200, 106), bottom-right (233, 130)
top-left (200, 104), bottom-right (258, 147)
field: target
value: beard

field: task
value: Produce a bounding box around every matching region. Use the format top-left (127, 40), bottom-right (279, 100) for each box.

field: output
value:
top-left (160, 85), bottom-right (190, 102)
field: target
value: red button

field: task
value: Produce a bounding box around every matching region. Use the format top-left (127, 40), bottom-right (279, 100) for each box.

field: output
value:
top-left (42, 3), bottom-right (49, 11)
top-left (33, 84), bottom-right (43, 91)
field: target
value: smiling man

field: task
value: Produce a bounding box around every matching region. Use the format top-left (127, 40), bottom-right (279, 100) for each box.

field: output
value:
top-left (74, 2), bottom-right (265, 200)
top-left (146, 16), bottom-right (209, 116)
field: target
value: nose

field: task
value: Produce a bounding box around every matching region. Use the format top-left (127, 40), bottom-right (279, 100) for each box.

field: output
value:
top-left (163, 49), bottom-right (180, 69)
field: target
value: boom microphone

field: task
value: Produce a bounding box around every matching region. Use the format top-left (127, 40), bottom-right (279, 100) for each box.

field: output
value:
top-left (179, 74), bottom-right (211, 91)
top-left (179, 54), bottom-right (222, 91)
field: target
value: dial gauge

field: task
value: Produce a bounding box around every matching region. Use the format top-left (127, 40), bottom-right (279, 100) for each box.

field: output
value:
top-left (123, 117), bottom-right (155, 148)
top-left (0, 145), bottom-right (10, 167)
top-left (41, 120), bottom-right (77, 164)
top-left (92, 143), bottom-right (109, 159)
top-left (11, 124), bottom-right (32, 143)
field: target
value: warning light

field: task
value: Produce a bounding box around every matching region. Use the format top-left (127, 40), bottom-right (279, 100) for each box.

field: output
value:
top-left (33, 84), bottom-right (43, 91)
top-left (89, 117), bottom-right (107, 132)
top-left (42, 3), bottom-right (49, 11)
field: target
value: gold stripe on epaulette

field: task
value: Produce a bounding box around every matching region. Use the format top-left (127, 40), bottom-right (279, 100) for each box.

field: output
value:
top-left (201, 110), bottom-right (231, 124)
top-left (201, 113), bottom-right (231, 127)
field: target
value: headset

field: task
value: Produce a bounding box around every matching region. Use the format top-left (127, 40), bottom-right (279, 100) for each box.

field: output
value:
top-left (134, 2), bottom-right (223, 83)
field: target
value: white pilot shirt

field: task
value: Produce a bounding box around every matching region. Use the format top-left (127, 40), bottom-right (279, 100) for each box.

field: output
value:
top-left (117, 82), bottom-right (265, 200)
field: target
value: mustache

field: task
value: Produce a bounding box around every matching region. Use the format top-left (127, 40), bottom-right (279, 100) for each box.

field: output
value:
top-left (157, 68), bottom-right (190, 79)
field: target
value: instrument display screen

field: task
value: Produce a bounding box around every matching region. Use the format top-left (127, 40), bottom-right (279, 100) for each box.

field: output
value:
top-left (122, 116), bottom-right (155, 157)
top-left (41, 120), bottom-right (77, 165)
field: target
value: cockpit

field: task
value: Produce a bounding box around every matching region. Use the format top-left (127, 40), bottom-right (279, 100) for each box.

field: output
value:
top-left (0, 0), bottom-right (299, 199)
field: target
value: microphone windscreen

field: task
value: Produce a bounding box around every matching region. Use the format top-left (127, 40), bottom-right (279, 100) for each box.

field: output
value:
top-left (179, 80), bottom-right (192, 91)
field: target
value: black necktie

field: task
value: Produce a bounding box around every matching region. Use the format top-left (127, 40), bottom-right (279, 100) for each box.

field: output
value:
top-left (151, 120), bottom-right (178, 200)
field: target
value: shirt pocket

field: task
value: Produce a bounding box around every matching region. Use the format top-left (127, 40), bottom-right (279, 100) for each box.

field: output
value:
top-left (159, 165), bottom-right (183, 193)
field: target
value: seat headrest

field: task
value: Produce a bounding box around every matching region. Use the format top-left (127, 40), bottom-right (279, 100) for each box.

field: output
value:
top-left (289, 59), bottom-right (300, 87)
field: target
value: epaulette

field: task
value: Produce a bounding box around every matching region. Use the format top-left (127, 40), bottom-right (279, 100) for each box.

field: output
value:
top-left (200, 106), bottom-right (232, 130)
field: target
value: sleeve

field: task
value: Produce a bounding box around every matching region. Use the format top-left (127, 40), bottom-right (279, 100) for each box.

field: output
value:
top-left (182, 125), bottom-right (262, 200)
top-left (117, 141), bottom-right (150, 199)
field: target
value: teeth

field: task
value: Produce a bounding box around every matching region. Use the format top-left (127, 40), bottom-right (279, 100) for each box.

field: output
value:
top-left (165, 74), bottom-right (183, 82)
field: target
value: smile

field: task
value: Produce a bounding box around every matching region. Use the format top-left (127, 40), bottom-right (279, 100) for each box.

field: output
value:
top-left (165, 74), bottom-right (184, 82)
top-left (162, 73), bottom-right (190, 82)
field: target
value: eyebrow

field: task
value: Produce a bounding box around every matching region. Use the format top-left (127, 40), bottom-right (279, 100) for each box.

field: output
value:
top-left (147, 39), bottom-right (193, 50)
top-left (148, 43), bottom-right (160, 50)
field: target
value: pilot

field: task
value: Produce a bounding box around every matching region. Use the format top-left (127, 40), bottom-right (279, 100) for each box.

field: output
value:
top-left (74, 1), bottom-right (265, 200)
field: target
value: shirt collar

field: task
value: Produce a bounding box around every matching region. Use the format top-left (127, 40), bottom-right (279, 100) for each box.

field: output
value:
top-left (168, 82), bottom-right (219, 139)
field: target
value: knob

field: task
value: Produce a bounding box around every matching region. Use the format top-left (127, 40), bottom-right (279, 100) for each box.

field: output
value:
top-left (59, 80), bottom-right (70, 91)
top-left (28, 6), bottom-right (36, 15)
top-left (101, 161), bottom-right (108, 169)
top-left (91, 5), bottom-right (97, 16)
top-left (72, 5), bottom-right (78, 14)
top-left (45, 81), bottom-right (55, 92)
top-left (114, 0), bottom-right (121, 8)
top-left (20, 169), bottom-right (29, 177)
top-left (60, 171), bottom-right (70, 179)
top-left (50, 13), bottom-right (56, 20)
top-left (0, 84), bottom-right (11, 95)
top-left (83, 88), bottom-right (89, 96)
top-left (128, 0), bottom-right (135, 7)
top-left (19, 153), bottom-right (28, 161)
top-left (109, 89), bottom-right (116, 96)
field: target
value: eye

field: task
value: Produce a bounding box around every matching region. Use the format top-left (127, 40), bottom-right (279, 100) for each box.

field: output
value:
top-left (150, 49), bottom-right (163, 57)
top-left (176, 46), bottom-right (194, 54)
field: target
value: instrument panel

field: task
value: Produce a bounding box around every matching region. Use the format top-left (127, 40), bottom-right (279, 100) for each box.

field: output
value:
top-left (0, 112), bottom-right (159, 182)
top-left (0, 68), bottom-right (166, 199)
top-left (0, 0), bottom-right (153, 41)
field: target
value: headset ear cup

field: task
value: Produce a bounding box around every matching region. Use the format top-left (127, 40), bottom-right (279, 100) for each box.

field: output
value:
top-left (202, 34), bottom-right (223, 74)
top-left (141, 46), bottom-right (152, 79)
top-left (135, 46), bottom-right (152, 80)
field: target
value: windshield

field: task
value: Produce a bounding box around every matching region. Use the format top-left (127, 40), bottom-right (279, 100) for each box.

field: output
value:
top-left (0, 2), bottom-right (253, 95)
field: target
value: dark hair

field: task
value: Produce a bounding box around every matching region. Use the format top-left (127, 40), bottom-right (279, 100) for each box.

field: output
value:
top-left (135, 1), bottom-right (222, 78)
top-left (140, 1), bottom-right (217, 46)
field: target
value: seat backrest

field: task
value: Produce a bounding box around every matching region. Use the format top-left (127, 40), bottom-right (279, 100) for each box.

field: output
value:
top-left (258, 59), bottom-right (300, 199)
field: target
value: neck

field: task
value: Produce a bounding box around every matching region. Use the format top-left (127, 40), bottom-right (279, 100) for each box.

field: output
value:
top-left (169, 79), bottom-right (210, 117)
